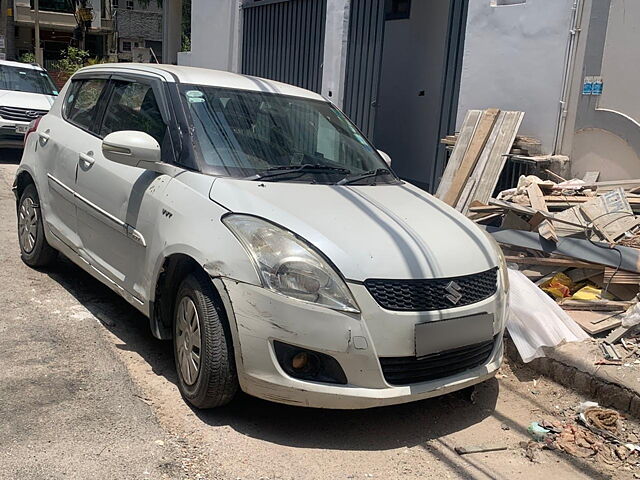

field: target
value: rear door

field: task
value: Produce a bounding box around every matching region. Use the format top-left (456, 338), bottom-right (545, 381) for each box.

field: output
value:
top-left (74, 74), bottom-right (173, 302)
top-left (39, 77), bottom-right (109, 250)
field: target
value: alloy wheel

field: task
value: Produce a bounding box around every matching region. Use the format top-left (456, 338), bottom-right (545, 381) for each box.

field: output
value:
top-left (176, 296), bottom-right (202, 386)
top-left (18, 197), bottom-right (38, 254)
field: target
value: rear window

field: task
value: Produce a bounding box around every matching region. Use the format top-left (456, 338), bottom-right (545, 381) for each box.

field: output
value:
top-left (0, 65), bottom-right (58, 96)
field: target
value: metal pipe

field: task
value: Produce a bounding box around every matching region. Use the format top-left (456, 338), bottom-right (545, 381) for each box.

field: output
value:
top-left (553, 0), bottom-right (585, 154)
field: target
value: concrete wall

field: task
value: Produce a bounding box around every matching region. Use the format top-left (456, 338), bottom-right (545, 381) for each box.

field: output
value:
top-left (457, 0), bottom-right (575, 154)
top-left (373, 0), bottom-right (451, 189)
top-left (564, 0), bottom-right (640, 180)
top-left (184, 0), bottom-right (240, 71)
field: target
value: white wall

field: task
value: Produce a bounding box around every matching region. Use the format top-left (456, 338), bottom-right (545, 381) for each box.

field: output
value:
top-left (457, 0), bottom-right (575, 153)
top-left (567, 0), bottom-right (640, 180)
top-left (598, 0), bottom-right (640, 131)
top-left (186, 0), bottom-right (241, 71)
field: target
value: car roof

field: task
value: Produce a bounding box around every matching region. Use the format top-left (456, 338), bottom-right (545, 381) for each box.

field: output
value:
top-left (0, 59), bottom-right (44, 70)
top-left (77, 63), bottom-right (326, 102)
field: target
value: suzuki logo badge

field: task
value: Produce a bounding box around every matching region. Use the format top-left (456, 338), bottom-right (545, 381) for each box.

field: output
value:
top-left (444, 281), bottom-right (463, 305)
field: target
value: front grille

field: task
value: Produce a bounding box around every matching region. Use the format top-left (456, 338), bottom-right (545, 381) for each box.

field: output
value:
top-left (0, 106), bottom-right (48, 122)
top-left (364, 268), bottom-right (498, 311)
top-left (380, 337), bottom-right (497, 385)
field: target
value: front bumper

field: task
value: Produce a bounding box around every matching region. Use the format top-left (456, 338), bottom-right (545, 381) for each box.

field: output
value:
top-left (0, 118), bottom-right (28, 147)
top-left (221, 276), bottom-right (507, 409)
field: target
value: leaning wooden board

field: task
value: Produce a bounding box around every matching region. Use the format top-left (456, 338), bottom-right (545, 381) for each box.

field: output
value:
top-left (442, 109), bottom-right (500, 206)
top-left (461, 111), bottom-right (524, 212)
top-left (435, 110), bottom-right (482, 199)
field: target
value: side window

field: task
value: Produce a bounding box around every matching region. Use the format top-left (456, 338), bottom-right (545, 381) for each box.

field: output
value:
top-left (64, 79), bottom-right (107, 133)
top-left (100, 81), bottom-right (166, 144)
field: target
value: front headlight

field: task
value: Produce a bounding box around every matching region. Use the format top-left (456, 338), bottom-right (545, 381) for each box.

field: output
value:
top-left (222, 214), bottom-right (360, 313)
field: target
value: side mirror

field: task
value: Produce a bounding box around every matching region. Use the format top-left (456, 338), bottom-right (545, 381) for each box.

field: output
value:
top-left (378, 149), bottom-right (392, 167)
top-left (102, 130), bottom-right (162, 171)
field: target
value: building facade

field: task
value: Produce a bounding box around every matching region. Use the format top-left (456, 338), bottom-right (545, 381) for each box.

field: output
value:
top-left (11, 0), bottom-right (113, 67)
top-left (112, 0), bottom-right (163, 62)
top-left (174, 0), bottom-right (640, 190)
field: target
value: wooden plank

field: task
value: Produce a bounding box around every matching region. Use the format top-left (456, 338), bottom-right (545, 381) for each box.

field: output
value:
top-left (603, 267), bottom-right (640, 285)
top-left (568, 311), bottom-right (622, 335)
top-left (436, 110), bottom-right (482, 199)
top-left (605, 325), bottom-right (637, 344)
top-left (442, 108), bottom-right (500, 206)
top-left (559, 299), bottom-right (633, 312)
top-left (464, 111), bottom-right (524, 210)
top-left (504, 256), bottom-right (603, 269)
top-left (456, 111), bottom-right (506, 211)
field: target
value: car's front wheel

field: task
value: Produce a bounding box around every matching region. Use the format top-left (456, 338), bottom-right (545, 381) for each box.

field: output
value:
top-left (17, 183), bottom-right (57, 268)
top-left (173, 272), bottom-right (238, 408)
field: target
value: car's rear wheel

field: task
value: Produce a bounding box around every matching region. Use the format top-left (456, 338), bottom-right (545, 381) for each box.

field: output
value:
top-left (17, 183), bottom-right (57, 267)
top-left (173, 272), bottom-right (238, 408)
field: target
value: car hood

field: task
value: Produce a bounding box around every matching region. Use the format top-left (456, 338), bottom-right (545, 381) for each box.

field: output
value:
top-left (0, 90), bottom-right (55, 110)
top-left (209, 179), bottom-right (498, 281)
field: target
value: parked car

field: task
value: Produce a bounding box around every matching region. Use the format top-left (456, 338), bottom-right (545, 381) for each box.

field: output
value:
top-left (14, 64), bottom-right (508, 409)
top-left (0, 60), bottom-right (57, 148)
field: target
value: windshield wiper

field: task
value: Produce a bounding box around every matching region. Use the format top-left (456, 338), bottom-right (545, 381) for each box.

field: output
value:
top-left (248, 164), bottom-right (350, 181)
top-left (337, 168), bottom-right (393, 185)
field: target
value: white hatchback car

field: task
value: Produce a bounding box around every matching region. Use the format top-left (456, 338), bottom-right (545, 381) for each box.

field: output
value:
top-left (0, 60), bottom-right (58, 147)
top-left (14, 64), bottom-right (507, 409)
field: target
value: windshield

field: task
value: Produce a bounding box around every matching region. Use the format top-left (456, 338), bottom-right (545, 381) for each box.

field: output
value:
top-left (0, 65), bottom-right (58, 96)
top-left (180, 85), bottom-right (397, 184)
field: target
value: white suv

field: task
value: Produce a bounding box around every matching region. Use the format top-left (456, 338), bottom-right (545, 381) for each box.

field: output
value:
top-left (14, 64), bottom-right (507, 409)
top-left (0, 60), bottom-right (58, 147)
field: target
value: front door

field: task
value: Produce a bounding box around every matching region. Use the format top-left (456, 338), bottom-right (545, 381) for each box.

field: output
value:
top-left (74, 77), bottom-right (171, 302)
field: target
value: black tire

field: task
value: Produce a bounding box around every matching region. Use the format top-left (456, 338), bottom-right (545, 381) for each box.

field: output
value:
top-left (17, 183), bottom-right (57, 268)
top-left (173, 271), bottom-right (238, 408)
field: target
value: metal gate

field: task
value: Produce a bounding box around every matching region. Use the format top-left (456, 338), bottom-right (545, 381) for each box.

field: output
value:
top-left (241, 0), bottom-right (327, 93)
top-left (342, 0), bottom-right (386, 139)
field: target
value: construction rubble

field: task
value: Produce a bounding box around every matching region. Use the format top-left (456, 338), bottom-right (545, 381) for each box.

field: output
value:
top-left (439, 108), bottom-right (640, 368)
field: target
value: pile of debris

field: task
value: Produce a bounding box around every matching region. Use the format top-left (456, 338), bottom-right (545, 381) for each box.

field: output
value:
top-left (438, 109), bottom-right (640, 363)
top-left (524, 403), bottom-right (640, 469)
top-left (470, 173), bottom-right (640, 362)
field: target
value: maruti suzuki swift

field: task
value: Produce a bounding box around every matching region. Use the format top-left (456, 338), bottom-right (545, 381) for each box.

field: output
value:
top-left (14, 64), bottom-right (508, 409)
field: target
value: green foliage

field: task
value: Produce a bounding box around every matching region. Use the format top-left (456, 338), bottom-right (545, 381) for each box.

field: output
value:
top-left (53, 47), bottom-right (91, 75)
top-left (181, 33), bottom-right (191, 53)
top-left (19, 52), bottom-right (36, 64)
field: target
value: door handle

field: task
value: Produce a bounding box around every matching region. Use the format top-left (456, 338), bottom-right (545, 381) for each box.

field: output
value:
top-left (79, 151), bottom-right (95, 167)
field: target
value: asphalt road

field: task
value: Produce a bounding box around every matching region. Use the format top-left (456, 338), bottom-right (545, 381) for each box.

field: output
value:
top-left (0, 151), bottom-right (630, 479)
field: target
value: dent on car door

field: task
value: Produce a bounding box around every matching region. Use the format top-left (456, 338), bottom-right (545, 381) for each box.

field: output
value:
top-left (74, 78), bottom-right (171, 302)
top-left (43, 78), bottom-right (108, 250)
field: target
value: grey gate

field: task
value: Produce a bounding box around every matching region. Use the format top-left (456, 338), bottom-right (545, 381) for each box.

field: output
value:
top-left (241, 0), bottom-right (327, 93)
top-left (342, 0), bottom-right (469, 191)
top-left (342, 0), bottom-right (386, 140)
